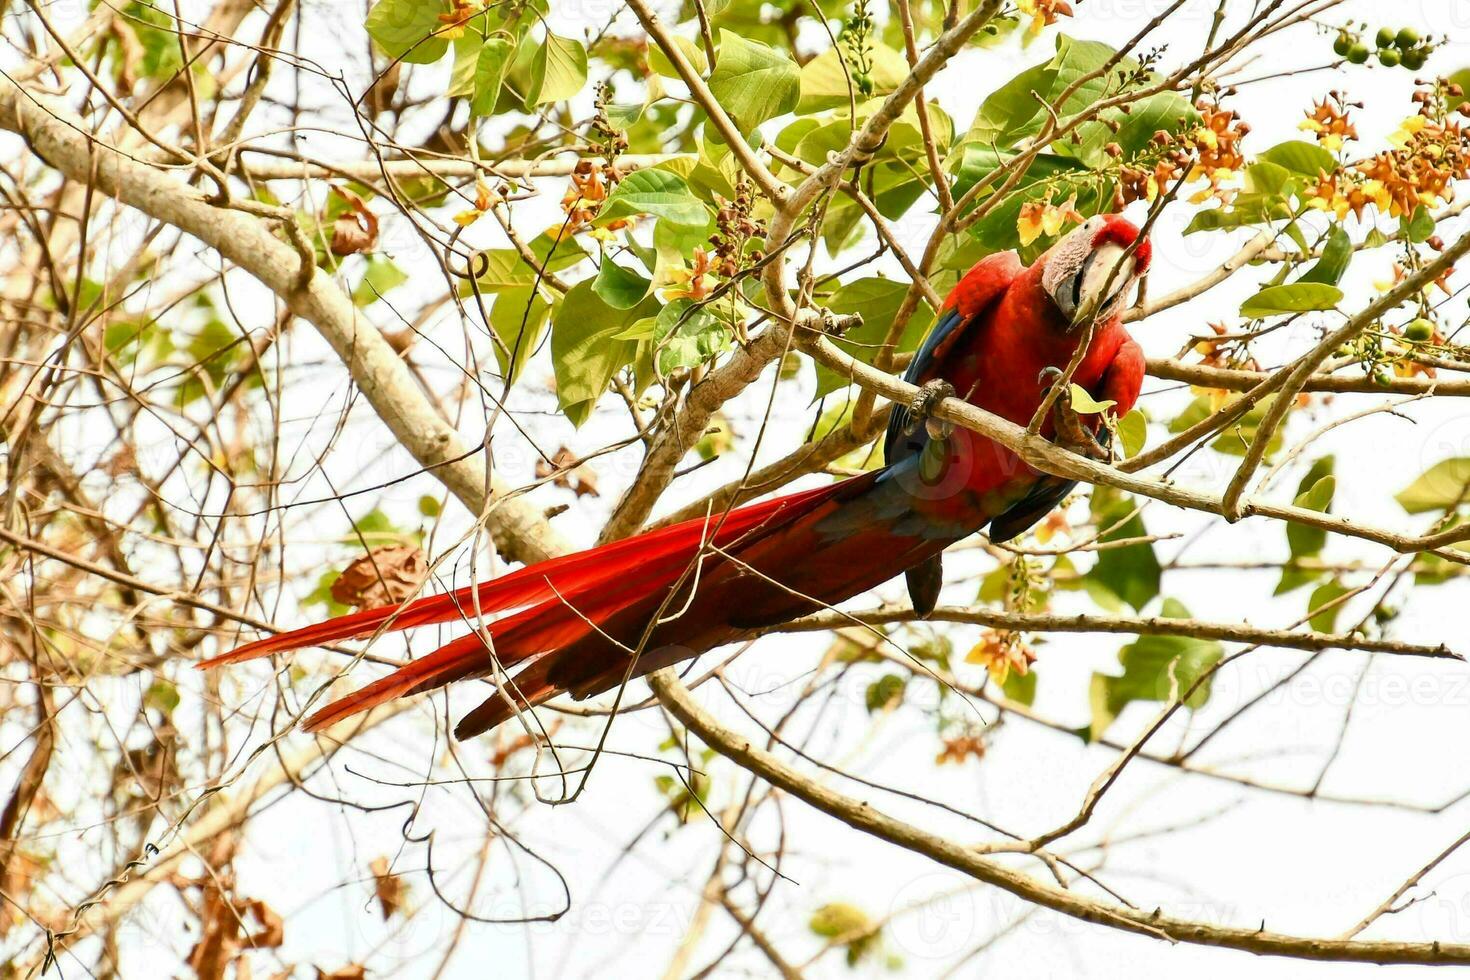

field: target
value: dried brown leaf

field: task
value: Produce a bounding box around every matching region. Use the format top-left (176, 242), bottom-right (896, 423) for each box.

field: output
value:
top-left (370, 856), bottom-right (405, 920)
top-left (330, 546), bottom-right (427, 610)
top-left (329, 188), bottom-right (379, 256)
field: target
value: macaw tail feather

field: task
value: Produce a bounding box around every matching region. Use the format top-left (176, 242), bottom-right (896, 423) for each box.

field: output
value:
top-left (205, 476), bottom-right (877, 735)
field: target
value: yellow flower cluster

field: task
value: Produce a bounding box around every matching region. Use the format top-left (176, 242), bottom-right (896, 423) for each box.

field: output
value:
top-left (1308, 87), bottom-right (1470, 220)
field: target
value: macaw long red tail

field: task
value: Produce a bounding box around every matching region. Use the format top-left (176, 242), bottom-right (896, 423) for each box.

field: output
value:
top-left (203, 477), bottom-right (864, 732)
top-left (295, 536), bottom-right (729, 732)
top-left (198, 480), bottom-right (840, 671)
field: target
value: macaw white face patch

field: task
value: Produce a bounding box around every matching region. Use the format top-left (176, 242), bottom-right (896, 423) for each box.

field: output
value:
top-left (1042, 221), bottom-right (1139, 327)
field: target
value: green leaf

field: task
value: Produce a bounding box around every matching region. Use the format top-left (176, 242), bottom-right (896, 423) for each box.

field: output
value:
top-left (1402, 205), bottom-right (1436, 243)
top-left (865, 674), bottom-right (906, 713)
top-left (144, 679), bottom-right (180, 716)
top-left (647, 33), bottom-right (707, 78)
top-left (1258, 139), bottom-right (1337, 178)
top-left (365, 0), bottom-right (449, 65)
top-left (708, 31), bottom-right (800, 132)
top-left (1210, 394), bottom-right (1285, 459)
top-left (471, 36), bottom-right (515, 115)
top-left (1287, 459), bottom-right (1335, 558)
top-left (1240, 283), bottom-right (1343, 318)
top-left (1116, 409), bottom-right (1147, 458)
top-left (1396, 458), bottom-right (1470, 513)
top-left (1085, 486), bottom-right (1160, 612)
top-left (344, 508), bottom-right (399, 544)
top-left (654, 299), bottom-right (734, 374)
top-left (597, 169), bottom-right (709, 228)
top-left (1450, 69), bottom-right (1470, 113)
top-left (1307, 581), bottom-right (1351, 633)
top-left (1090, 598), bottom-right (1222, 739)
top-left (1298, 225), bottom-right (1352, 286)
top-left (471, 231), bottom-right (586, 291)
top-left (966, 37), bottom-right (1076, 145)
top-left (1184, 193), bottom-right (1294, 234)
top-left (305, 569), bottom-right (349, 616)
top-left (966, 35), bottom-right (1193, 164)
top-left (123, 0), bottom-right (185, 80)
top-left (1001, 668), bottom-right (1037, 707)
top-left (1104, 92), bottom-right (1197, 161)
top-left (448, 33), bottom-right (479, 98)
top-left (489, 285), bottom-right (550, 384)
top-left (527, 32), bottom-right (587, 105)
top-left (797, 43), bottom-right (909, 112)
top-left (818, 277), bottom-right (933, 400)
top-left (947, 148), bottom-right (1100, 256)
top-left (551, 283), bottom-right (660, 426)
top-left (1067, 384), bottom-right (1115, 415)
top-left (605, 103), bottom-right (645, 129)
top-left (352, 256), bottom-right (408, 306)
top-left (1274, 565), bottom-right (1320, 596)
top-left (593, 258), bottom-right (652, 309)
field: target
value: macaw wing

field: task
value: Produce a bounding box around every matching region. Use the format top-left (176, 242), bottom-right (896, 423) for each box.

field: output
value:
top-left (883, 250), bottom-right (1023, 467)
top-left (985, 429), bottom-right (1112, 543)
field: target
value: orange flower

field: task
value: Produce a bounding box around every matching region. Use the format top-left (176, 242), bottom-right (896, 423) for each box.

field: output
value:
top-left (965, 629), bottom-right (1037, 684)
top-left (1017, 0), bottom-right (1073, 35)
top-left (435, 0), bottom-right (479, 39)
top-left (936, 732), bottom-right (988, 766)
top-left (1299, 94), bottom-right (1359, 152)
top-left (1017, 194), bottom-right (1083, 246)
top-left (663, 247), bottom-right (715, 301)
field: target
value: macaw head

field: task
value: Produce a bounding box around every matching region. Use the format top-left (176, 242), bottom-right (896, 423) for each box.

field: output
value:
top-left (1040, 214), bottom-right (1151, 330)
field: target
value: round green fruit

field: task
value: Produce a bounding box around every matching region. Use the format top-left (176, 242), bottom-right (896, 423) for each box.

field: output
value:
top-left (1333, 33), bottom-right (1353, 56)
top-left (1405, 318), bottom-right (1435, 342)
top-left (1395, 27), bottom-right (1421, 49)
top-left (1347, 43), bottom-right (1370, 64)
top-left (1378, 47), bottom-right (1401, 66)
top-left (1402, 49), bottom-right (1426, 71)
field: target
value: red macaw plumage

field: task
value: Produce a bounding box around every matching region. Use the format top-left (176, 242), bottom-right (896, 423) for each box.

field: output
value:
top-left (201, 214), bottom-right (1150, 739)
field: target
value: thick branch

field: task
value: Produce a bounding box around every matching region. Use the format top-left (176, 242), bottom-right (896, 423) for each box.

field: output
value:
top-left (0, 76), bottom-right (566, 564)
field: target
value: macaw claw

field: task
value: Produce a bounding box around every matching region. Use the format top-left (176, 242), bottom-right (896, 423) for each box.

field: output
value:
top-left (907, 379), bottom-right (956, 440)
top-left (1050, 382), bottom-right (1111, 461)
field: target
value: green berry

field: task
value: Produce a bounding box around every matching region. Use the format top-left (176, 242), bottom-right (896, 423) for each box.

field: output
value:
top-left (1333, 33), bottom-right (1353, 56)
top-left (1405, 318), bottom-right (1435, 342)
top-left (1378, 47), bottom-right (1401, 66)
top-left (1376, 27), bottom-right (1396, 48)
top-left (1373, 368), bottom-right (1393, 387)
top-left (1395, 27), bottom-right (1421, 49)
top-left (1347, 43), bottom-right (1370, 64)
top-left (1402, 49), bottom-right (1426, 71)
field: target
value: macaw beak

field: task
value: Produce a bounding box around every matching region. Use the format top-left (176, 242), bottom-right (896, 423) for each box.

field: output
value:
top-left (1052, 242), bottom-right (1137, 330)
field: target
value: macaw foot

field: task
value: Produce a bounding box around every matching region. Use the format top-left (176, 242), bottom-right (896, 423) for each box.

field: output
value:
top-left (1051, 382), bottom-right (1111, 461)
top-left (907, 379), bottom-right (956, 440)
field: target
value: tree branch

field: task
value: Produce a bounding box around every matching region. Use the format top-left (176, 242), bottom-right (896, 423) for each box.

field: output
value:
top-left (649, 668), bottom-right (1470, 964)
top-left (0, 75), bottom-right (567, 564)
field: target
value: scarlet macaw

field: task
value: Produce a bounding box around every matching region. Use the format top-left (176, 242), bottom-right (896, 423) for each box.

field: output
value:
top-left (200, 214), bottom-right (1150, 738)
